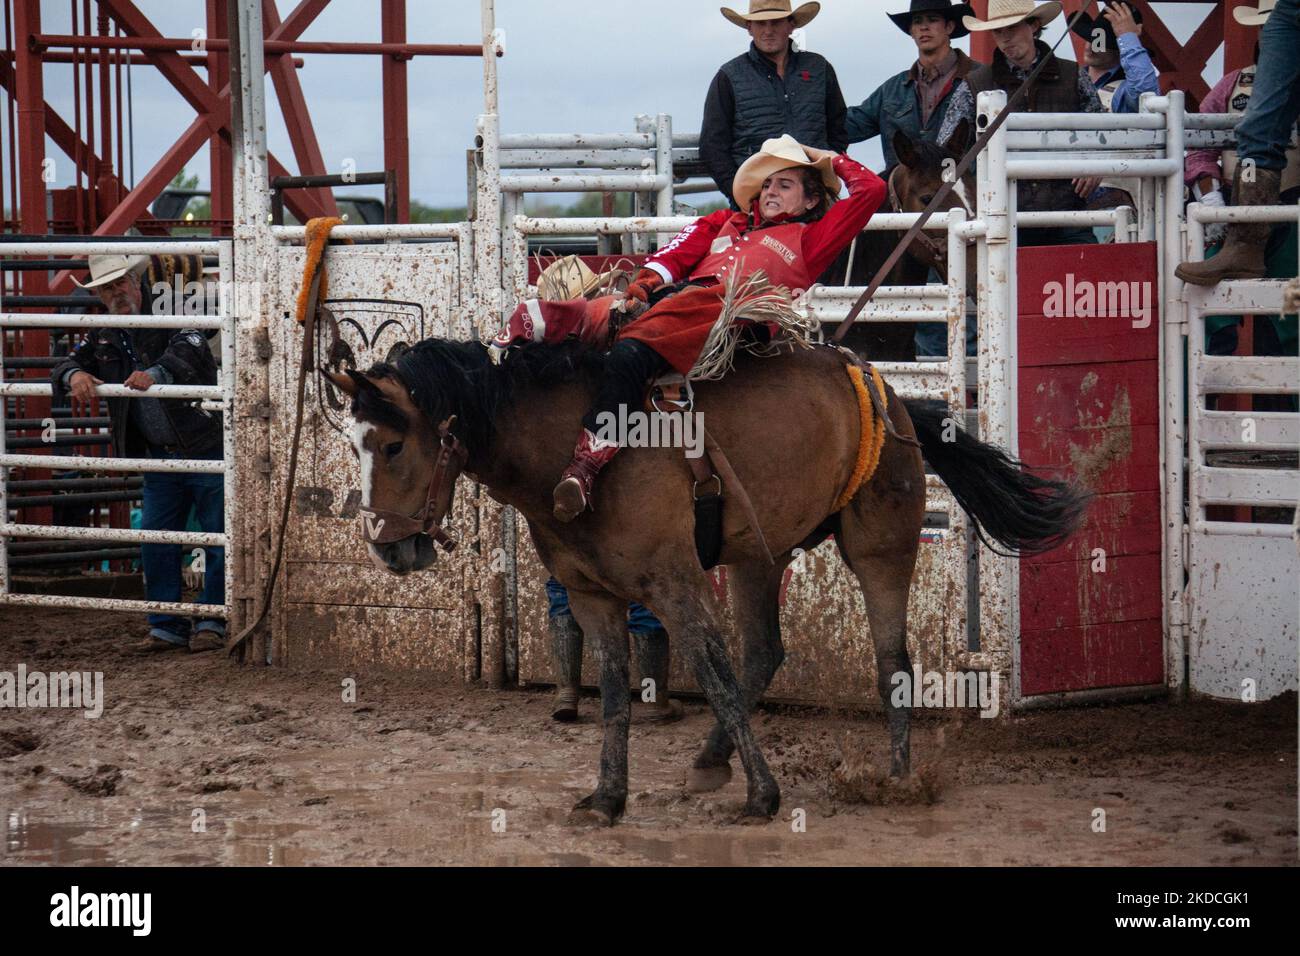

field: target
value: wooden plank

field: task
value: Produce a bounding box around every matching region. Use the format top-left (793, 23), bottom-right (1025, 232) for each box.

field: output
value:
top-left (1019, 619), bottom-right (1164, 697)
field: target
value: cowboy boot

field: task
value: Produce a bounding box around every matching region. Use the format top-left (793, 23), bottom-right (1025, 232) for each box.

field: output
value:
top-left (631, 627), bottom-right (683, 724)
top-left (1176, 167), bottom-right (1281, 287)
top-left (549, 612), bottom-right (584, 722)
top-left (552, 428), bottom-right (619, 522)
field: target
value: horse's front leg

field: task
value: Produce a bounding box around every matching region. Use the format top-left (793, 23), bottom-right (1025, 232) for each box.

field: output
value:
top-left (565, 588), bottom-right (633, 826)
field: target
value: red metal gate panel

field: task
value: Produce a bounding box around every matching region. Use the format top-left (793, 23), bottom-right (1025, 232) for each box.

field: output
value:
top-left (1015, 242), bottom-right (1164, 697)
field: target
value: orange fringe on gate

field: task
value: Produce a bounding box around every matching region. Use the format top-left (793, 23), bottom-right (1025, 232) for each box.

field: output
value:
top-left (294, 216), bottom-right (346, 324)
top-left (833, 363), bottom-right (888, 511)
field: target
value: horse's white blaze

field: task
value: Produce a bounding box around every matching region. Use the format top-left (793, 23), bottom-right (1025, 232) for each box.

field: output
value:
top-left (350, 421), bottom-right (376, 508)
top-left (350, 420), bottom-right (390, 567)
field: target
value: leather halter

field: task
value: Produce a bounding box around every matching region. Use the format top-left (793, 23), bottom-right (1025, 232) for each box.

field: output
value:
top-left (888, 166), bottom-right (947, 268)
top-left (359, 415), bottom-right (468, 552)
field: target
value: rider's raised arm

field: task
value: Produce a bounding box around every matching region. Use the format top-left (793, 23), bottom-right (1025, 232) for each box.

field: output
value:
top-left (641, 208), bottom-right (733, 285)
top-left (799, 154), bottom-right (887, 281)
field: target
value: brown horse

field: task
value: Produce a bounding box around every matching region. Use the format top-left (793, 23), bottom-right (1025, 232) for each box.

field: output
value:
top-left (326, 336), bottom-right (1085, 825)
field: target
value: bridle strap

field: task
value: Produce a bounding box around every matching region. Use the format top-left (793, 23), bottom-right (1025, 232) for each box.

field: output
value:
top-left (360, 415), bottom-right (468, 550)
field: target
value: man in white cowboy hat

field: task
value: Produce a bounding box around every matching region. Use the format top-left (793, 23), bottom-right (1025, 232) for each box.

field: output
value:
top-left (1177, 0), bottom-right (1300, 286)
top-left (937, 0), bottom-right (1106, 246)
top-left (700, 0), bottom-right (848, 206)
top-left (52, 252), bottom-right (226, 654)
top-left (846, 0), bottom-right (981, 170)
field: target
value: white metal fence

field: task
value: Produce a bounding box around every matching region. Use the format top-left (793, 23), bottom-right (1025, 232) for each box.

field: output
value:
top-left (0, 239), bottom-right (235, 622)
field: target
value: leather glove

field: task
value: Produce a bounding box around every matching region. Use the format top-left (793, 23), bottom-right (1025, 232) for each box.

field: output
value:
top-left (624, 268), bottom-right (663, 305)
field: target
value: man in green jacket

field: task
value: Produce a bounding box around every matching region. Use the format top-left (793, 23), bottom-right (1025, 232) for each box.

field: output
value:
top-left (846, 0), bottom-right (978, 170)
top-left (848, 0), bottom-right (979, 357)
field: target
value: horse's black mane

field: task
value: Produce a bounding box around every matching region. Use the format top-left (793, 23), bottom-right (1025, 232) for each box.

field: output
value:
top-left (354, 338), bottom-right (605, 455)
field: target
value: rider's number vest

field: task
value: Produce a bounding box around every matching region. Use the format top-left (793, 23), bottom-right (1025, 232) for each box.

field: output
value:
top-left (688, 220), bottom-right (815, 296)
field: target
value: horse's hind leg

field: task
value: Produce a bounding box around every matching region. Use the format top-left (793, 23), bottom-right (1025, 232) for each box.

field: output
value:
top-left (564, 588), bottom-right (635, 825)
top-left (688, 556), bottom-right (791, 793)
top-left (653, 577), bottom-right (781, 819)
top-left (837, 478), bottom-right (924, 778)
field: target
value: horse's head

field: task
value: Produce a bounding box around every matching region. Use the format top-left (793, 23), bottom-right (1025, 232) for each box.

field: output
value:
top-left (325, 366), bottom-right (468, 576)
top-left (888, 120), bottom-right (975, 275)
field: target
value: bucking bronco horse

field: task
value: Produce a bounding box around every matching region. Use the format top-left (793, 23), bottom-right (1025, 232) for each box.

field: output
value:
top-left (325, 330), bottom-right (1086, 825)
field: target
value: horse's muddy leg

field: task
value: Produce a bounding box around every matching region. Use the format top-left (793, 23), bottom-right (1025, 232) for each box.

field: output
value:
top-left (658, 585), bottom-right (780, 819)
top-left (838, 509), bottom-right (921, 778)
top-left (564, 589), bottom-right (633, 825)
top-left (689, 558), bottom-right (789, 794)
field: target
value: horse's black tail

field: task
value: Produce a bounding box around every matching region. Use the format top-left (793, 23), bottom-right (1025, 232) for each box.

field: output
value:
top-left (903, 399), bottom-right (1090, 556)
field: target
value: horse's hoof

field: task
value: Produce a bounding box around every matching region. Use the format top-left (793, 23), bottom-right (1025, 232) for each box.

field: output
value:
top-left (569, 790), bottom-right (624, 826)
top-left (687, 763), bottom-right (732, 793)
top-left (742, 785), bottom-right (781, 820)
top-left (551, 703), bottom-right (579, 722)
top-left (632, 699), bottom-right (684, 725)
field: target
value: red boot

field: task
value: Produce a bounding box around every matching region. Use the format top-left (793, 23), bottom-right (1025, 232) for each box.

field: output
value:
top-left (553, 428), bottom-right (619, 522)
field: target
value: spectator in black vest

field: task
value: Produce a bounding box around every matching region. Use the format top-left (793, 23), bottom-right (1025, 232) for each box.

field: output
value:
top-left (700, 0), bottom-right (848, 207)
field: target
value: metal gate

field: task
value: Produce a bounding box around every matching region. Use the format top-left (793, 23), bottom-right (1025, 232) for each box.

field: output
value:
top-left (1181, 207), bottom-right (1299, 701)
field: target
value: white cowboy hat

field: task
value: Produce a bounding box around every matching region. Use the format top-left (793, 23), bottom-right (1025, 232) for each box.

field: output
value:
top-left (1233, 0), bottom-right (1274, 26)
top-left (731, 134), bottom-right (840, 213)
top-left (962, 0), bottom-right (1062, 32)
top-left (721, 0), bottom-right (820, 30)
top-left (71, 253), bottom-right (149, 290)
top-left (536, 255), bottom-right (620, 300)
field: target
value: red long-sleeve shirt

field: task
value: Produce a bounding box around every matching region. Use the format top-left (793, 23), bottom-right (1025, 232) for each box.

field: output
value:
top-left (643, 154), bottom-right (886, 290)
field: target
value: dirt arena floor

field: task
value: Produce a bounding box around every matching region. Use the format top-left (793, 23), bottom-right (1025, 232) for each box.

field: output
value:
top-left (1, 605), bottom-right (1295, 866)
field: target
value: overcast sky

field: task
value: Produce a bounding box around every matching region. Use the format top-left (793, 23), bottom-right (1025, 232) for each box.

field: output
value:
top-left (15, 1), bottom-right (1223, 210)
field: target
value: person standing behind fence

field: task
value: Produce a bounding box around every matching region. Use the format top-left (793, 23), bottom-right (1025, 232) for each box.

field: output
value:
top-left (846, 1), bottom-right (979, 170)
top-left (51, 254), bottom-right (226, 654)
top-left (1177, 0), bottom-right (1300, 287)
top-left (846, 0), bottom-right (979, 358)
top-left (937, 0), bottom-right (1104, 246)
top-left (700, 0), bottom-right (848, 207)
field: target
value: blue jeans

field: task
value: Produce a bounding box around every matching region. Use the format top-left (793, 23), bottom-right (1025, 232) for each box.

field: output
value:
top-left (141, 448), bottom-right (225, 643)
top-left (915, 267), bottom-right (976, 359)
top-left (545, 577), bottom-right (662, 635)
top-left (1235, 0), bottom-right (1300, 172)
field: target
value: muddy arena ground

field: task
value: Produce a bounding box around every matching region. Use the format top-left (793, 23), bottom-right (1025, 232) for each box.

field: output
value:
top-left (0, 605), bottom-right (1295, 866)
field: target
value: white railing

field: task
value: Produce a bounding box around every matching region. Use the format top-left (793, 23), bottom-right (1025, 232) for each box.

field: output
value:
top-left (1, 239), bottom-right (235, 621)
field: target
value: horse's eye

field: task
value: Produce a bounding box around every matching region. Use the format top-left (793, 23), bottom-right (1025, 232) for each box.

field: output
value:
top-left (919, 194), bottom-right (935, 207)
top-left (384, 441), bottom-right (404, 459)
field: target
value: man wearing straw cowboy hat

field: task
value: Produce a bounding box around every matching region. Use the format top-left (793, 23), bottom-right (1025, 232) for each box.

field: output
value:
top-left (700, 0), bottom-right (849, 206)
top-left (937, 0), bottom-right (1106, 246)
top-left (51, 253), bottom-right (226, 654)
top-left (1177, 0), bottom-right (1300, 286)
top-left (846, 0), bottom-right (980, 170)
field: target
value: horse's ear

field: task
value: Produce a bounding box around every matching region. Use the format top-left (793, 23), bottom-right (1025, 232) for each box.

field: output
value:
top-left (323, 368), bottom-right (357, 396)
top-left (893, 130), bottom-right (920, 170)
top-left (946, 119), bottom-right (972, 157)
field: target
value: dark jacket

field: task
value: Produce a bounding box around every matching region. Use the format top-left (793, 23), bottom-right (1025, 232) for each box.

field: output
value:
top-left (966, 40), bottom-right (1088, 212)
top-left (700, 43), bottom-right (848, 205)
top-left (847, 50), bottom-right (978, 169)
top-left (50, 289), bottom-right (222, 459)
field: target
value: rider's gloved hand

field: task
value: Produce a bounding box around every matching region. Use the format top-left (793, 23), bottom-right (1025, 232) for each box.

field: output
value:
top-left (624, 268), bottom-right (663, 306)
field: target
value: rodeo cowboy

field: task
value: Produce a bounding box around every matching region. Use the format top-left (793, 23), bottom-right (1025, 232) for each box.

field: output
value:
top-left (490, 135), bottom-right (887, 520)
